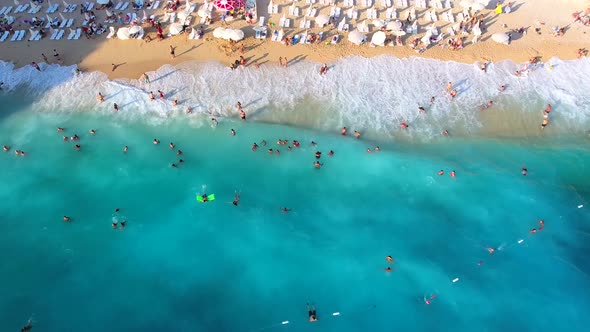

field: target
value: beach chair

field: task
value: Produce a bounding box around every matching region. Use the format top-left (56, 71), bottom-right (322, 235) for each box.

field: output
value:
top-left (67, 28), bottom-right (75, 39)
top-left (409, 7), bottom-right (416, 20)
top-left (277, 29), bottom-right (284, 42)
top-left (299, 17), bottom-right (306, 28)
top-left (329, 6), bottom-right (335, 17)
top-left (444, 0), bottom-right (451, 9)
top-left (289, 4), bottom-right (294, 16)
top-left (258, 16), bottom-right (265, 27)
top-left (114, 1), bottom-right (123, 9)
top-left (448, 12), bottom-right (454, 23)
top-left (0, 31), bottom-right (10, 42)
top-left (56, 29), bottom-right (65, 39)
top-left (1, 6), bottom-right (8, 15)
top-left (187, 3), bottom-right (196, 13)
top-left (334, 7), bottom-right (341, 18)
top-left (18, 4), bottom-right (28, 13)
top-left (28, 28), bottom-right (38, 41)
top-left (434, 0), bottom-right (443, 9)
top-left (294, 7), bottom-right (299, 16)
top-left (73, 28), bottom-right (81, 39)
top-left (337, 17), bottom-right (345, 31)
top-left (66, 18), bottom-right (73, 27)
top-left (106, 26), bottom-right (115, 38)
top-left (300, 31), bottom-right (307, 44)
top-left (431, 9), bottom-right (437, 22)
top-left (402, 0), bottom-right (408, 6)
top-left (386, 0), bottom-right (391, 7)
top-left (279, 14), bottom-right (285, 27)
top-left (330, 34), bottom-right (339, 44)
top-left (121, 2), bottom-right (129, 10)
top-left (188, 27), bottom-right (196, 39)
top-left (305, 19), bottom-right (311, 28)
top-left (50, 28), bottom-right (59, 39)
top-left (10, 30), bottom-right (19, 41)
top-left (284, 18), bottom-right (290, 28)
top-left (457, 12), bottom-right (464, 22)
top-left (309, 8), bottom-right (317, 17)
top-left (17, 30), bottom-right (26, 40)
top-left (424, 11), bottom-right (431, 22)
top-left (151, 1), bottom-right (160, 9)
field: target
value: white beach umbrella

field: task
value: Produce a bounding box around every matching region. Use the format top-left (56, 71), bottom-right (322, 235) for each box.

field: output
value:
top-left (129, 25), bottom-right (142, 34)
top-left (213, 27), bottom-right (228, 39)
top-left (116, 27), bottom-right (131, 39)
top-left (228, 28), bottom-right (244, 41)
top-left (470, 3), bottom-right (484, 11)
top-left (372, 19), bottom-right (385, 28)
top-left (347, 29), bottom-right (365, 45)
top-left (459, 0), bottom-right (476, 8)
top-left (106, 9), bottom-right (112, 17)
top-left (169, 22), bottom-right (184, 35)
top-left (371, 30), bottom-right (386, 45)
top-left (392, 30), bottom-right (406, 36)
top-left (177, 11), bottom-right (188, 22)
top-left (491, 32), bottom-right (509, 44)
top-left (198, 8), bottom-right (212, 18)
top-left (97, 0), bottom-right (110, 4)
top-left (316, 14), bottom-right (329, 26)
top-left (421, 31), bottom-right (432, 45)
top-left (386, 20), bottom-right (402, 31)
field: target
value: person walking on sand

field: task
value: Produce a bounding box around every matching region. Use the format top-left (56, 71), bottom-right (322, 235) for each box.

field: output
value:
top-left (170, 45), bottom-right (176, 59)
top-left (284, 58), bottom-right (288, 67)
top-left (279, 57), bottom-right (284, 67)
top-left (141, 73), bottom-right (150, 84)
top-left (96, 92), bottom-right (104, 102)
top-left (31, 62), bottom-right (41, 71)
top-left (446, 81), bottom-right (452, 92)
top-left (41, 53), bottom-right (48, 63)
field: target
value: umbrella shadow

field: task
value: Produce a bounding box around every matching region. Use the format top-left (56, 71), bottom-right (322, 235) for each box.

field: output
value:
top-left (247, 105), bottom-right (271, 120)
top-left (247, 53), bottom-right (269, 66)
top-left (165, 87), bottom-right (187, 99)
top-left (287, 54), bottom-right (307, 66)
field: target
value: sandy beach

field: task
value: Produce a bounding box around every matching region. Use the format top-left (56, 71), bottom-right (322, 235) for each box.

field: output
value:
top-left (1, 0), bottom-right (589, 79)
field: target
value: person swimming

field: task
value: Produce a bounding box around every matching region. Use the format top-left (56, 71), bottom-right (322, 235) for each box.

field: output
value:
top-left (386, 255), bottom-right (394, 262)
top-left (21, 319), bottom-right (33, 332)
top-left (202, 193), bottom-right (209, 202)
top-left (280, 207), bottom-right (291, 213)
top-left (233, 192), bottom-right (240, 206)
top-left (521, 167), bottom-right (528, 176)
top-left (307, 304), bottom-right (318, 322)
top-left (63, 216), bottom-right (71, 222)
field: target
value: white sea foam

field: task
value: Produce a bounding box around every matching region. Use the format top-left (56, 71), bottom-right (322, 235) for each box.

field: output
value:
top-left (1, 56), bottom-right (589, 138)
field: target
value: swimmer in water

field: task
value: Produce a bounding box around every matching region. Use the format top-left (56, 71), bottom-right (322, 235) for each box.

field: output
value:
top-left (96, 92), bottom-right (105, 102)
top-left (169, 142), bottom-right (175, 149)
top-left (57, 127), bottom-right (64, 132)
top-left (280, 207), bottom-right (292, 213)
top-left (374, 146), bottom-right (380, 152)
top-left (3, 145), bottom-right (9, 152)
top-left (236, 101), bottom-right (242, 110)
top-left (177, 150), bottom-right (183, 156)
top-left (385, 267), bottom-right (392, 272)
top-left (424, 294), bottom-right (437, 305)
top-left (341, 127), bottom-right (347, 136)
top-left (153, 139), bottom-right (160, 145)
top-left (113, 103), bottom-right (119, 112)
top-left (315, 151), bottom-right (322, 159)
top-left (487, 247), bottom-right (496, 254)
top-left (232, 192), bottom-right (240, 206)
top-left (328, 150), bottom-right (334, 156)
top-left (386, 255), bottom-right (394, 263)
top-left (450, 89), bottom-right (457, 98)
top-left (521, 167), bottom-right (528, 176)
top-left (367, 148), bottom-right (372, 153)
top-left (261, 140), bottom-right (267, 146)
top-left (89, 129), bottom-right (96, 135)
top-left (307, 304), bottom-right (318, 322)
top-left (21, 319), bottom-right (33, 332)
top-left (158, 90), bottom-right (165, 99)
top-left (314, 161), bottom-right (323, 168)
top-left (530, 228), bottom-right (537, 234)
top-left (149, 91), bottom-right (155, 100)
top-left (120, 220), bottom-right (126, 229)
top-left (450, 170), bottom-right (456, 177)
top-left (443, 130), bottom-right (449, 136)
top-left (401, 122), bottom-right (409, 129)
top-left (481, 101), bottom-right (494, 110)
top-left (430, 96), bottom-right (435, 104)
top-left (499, 85), bottom-right (506, 92)
top-left (63, 216), bottom-right (71, 222)
top-left (112, 220), bottom-right (118, 229)
top-left (538, 219), bottom-right (544, 231)
top-left (418, 106), bottom-right (426, 113)
top-left (173, 99), bottom-right (178, 106)
top-left (252, 143), bottom-right (258, 151)
top-left (240, 110), bottom-right (246, 120)
top-left (437, 170), bottom-right (444, 176)
top-left (354, 130), bottom-right (361, 138)
top-left (446, 81), bottom-right (453, 92)
top-left (231, 129), bottom-right (236, 136)
top-left (74, 144), bottom-right (81, 151)
top-left (123, 146), bottom-right (128, 153)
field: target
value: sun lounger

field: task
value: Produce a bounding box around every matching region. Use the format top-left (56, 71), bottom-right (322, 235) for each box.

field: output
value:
top-left (330, 34), bottom-right (339, 44)
top-left (444, 0), bottom-right (451, 8)
top-left (67, 28), bottom-right (75, 39)
top-left (66, 18), bottom-right (74, 27)
top-left (0, 6), bottom-right (8, 15)
top-left (121, 2), bottom-right (129, 10)
top-left (386, 0), bottom-right (392, 7)
top-left (74, 28), bottom-right (81, 39)
top-left (300, 31), bottom-right (307, 44)
top-left (114, 1), bottom-right (123, 10)
top-left (457, 12), bottom-right (464, 22)
top-left (258, 16), bottom-right (265, 27)
top-left (334, 7), bottom-right (341, 18)
top-left (0, 31), bottom-right (10, 42)
top-left (337, 17), bottom-right (345, 31)
top-left (86, 2), bottom-right (94, 11)
top-left (50, 28), bottom-right (58, 39)
top-left (424, 11), bottom-right (431, 22)
top-left (17, 30), bottom-right (26, 41)
top-left (4, 5), bottom-right (13, 14)
top-left (19, 4), bottom-right (29, 13)
top-left (448, 12), bottom-right (454, 23)
top-left (434, 0), bottom-right (443, 9)
top-left (276, 29), bottom-right (284, 42)
top-left (57, 29), bottom-right (65, 39)
top-left (431, 9), bottom-right (438, 21)
top-left (10, 30), bottom-right (19, 41)
top-left (306, 0), bottom-right (316, 3)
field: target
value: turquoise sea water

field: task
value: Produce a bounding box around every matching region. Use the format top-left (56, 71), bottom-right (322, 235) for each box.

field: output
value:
top-left (1, 57), bottom-right (590, 331)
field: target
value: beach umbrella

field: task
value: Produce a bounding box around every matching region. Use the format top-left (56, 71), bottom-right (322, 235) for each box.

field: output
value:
top-left (129, 25), bottom-right (142, 34)
top-left (357, 20), bottom-right (367, 33)
top-left (491, 32), bottom-right (509, 44)
top-left (372, 19), bottom-right (385, 28)
top-left (228, 28), bottom-right (244, 41)
top-left (214, 0), bottom-right (236, 11)
top-left (106, 9), bottom-right (112, 16)
top-left (470, 3), bottom-right (484, 11)
top-left (177, 11), bottom-right (188, 22)
top-left (421, 31), bottom-right (432, 45)
top-left (169, 22), bottom-right (184, 35)
top-left (459, 0), bottom-right (473, 8)
top-left (386, 20), bottom-right (402, 31)
top-left (348, 29), bottom-right (365, 45)
top-left (316, 14), bottom-right (329, 26)
top-left (392, 30), bottom-right (406, 36)
top-left (371, 30), bottom-right (386, 45)
top-left (116, 27), bottom-right (130, 39)
top-left (197, 8), bottom-right (211, 18)
top-left (97, 0), bottom-right (110, 4)
top-left (234, 0), bottom-right (245, 8)
top-left (213, 27), bottom-right (229, 39)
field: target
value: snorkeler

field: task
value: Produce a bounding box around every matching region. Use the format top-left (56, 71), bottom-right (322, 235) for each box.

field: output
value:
top-left (232, 192), bottom-right (240, 206)
top-left (307, 304), bottom-right (318, 322)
